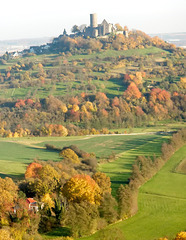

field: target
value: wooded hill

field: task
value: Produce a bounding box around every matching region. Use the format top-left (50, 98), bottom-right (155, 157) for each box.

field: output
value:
top-left (0, 30), bottom-right (185, 137)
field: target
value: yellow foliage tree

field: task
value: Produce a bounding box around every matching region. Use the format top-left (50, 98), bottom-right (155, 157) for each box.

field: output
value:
top-left (175, 232), bottom-right (186, 240)
top-left (30, 164), bottom-right (60, 196)
top-left (41, 193), bottom-right (54, 208)
top-left (0, 178), bottom-right (18, 221)
top-left (0, 229), bottom-right (14, 240)
top-left (59, 148), bottom-right (80, 164)
top-left (72, 104), bottom-right (79, 112)
top-left (61, 104), bottom-right (68, 113)
top-left (62, 174), bottom-right (101, 204)
top-left (92, 172), bottom-right (111, 194)
top-left (85, 101), bottom-right (94, 112)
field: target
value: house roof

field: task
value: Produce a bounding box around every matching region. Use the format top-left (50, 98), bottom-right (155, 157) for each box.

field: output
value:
top-left (26, 198), bottom-right (37, 204)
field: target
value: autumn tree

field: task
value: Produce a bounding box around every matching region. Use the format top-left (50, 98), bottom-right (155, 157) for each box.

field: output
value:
top-left (96, 92), bottom-right (109, 108)
top-left (150, 88), bottom-right (171, 103)
top-left (0, 229), bottom-right (14, 240)
top-left (25, 162), bottom-right (42, 179)
top-left (62, 174), bottom-right (101, 204)
top-left (0, 177), bottom-right (18, 220)
top-left (123, 82), bottom-right (142, 100)
top-left (115, 23), bottom-right (123, 31)
top-left (175, 232), bottom-right (186, 240)
top-left (112, 96), bottom-right (120, 107)
top-left (59, 148), bottom-right (80, 164)
top-left (29, 164), bottom-right (61, 196)
top-left (92, 172), bottom-right (111, 194)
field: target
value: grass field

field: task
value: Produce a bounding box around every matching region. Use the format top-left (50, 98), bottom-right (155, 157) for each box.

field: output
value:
top-left (80, 145), bottom-right (186, 240)
top-left (175, 158), bottom-right (186, 174)
top-left (68, 47), bottom-right (168, 61)
top-left (99, 135), bottom-right (167, 195)
top-left (0, 133), bottom-right (166, 180)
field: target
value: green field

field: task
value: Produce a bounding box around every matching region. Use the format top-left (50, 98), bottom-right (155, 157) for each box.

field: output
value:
top-left (99, 135), bottom-right (167, 195)
top-left (68, 47), bottom-right (167, 61)
top-left (80, 145), bottom-right (186, 240)
top-left (0, 133), bottom-right (166, 180)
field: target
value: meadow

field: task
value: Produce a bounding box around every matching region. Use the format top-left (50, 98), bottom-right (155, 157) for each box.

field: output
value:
top-left (80, 145), bottom-right (186, 240)
top-left (0, 133), bottom-right (167, 181)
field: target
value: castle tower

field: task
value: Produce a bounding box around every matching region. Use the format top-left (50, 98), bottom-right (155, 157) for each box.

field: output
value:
top-left (90, 13), bottom-right (98, 28)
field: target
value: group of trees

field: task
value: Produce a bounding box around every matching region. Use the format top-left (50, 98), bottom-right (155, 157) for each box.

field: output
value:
top-left (0, 74), bottom-right (185, 138)
top-left (0, 144), bottom-right (118, 239)
top-left (50, 29), bottom-right (178, 54)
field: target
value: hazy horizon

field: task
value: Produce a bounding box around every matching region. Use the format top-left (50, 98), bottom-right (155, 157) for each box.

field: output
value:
top-left (1, 0), bottom-right (185, 41)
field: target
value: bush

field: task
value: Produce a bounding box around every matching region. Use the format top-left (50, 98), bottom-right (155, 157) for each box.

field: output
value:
top-left (68, 145), bottom-right (90, 159)
top-left (59, 148), bottom-right (80, 164)
top-left (82, 157), bottom-right (97, 171)
top-left (45, 144), bottom-right (61, 152)
top-left (95, 227), bottom-right (125, 240)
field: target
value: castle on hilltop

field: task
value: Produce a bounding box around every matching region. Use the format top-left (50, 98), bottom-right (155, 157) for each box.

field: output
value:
top-left (84, 13), bottom-right (113, 38)
top-left (52, 13), bottom-right (128, 45)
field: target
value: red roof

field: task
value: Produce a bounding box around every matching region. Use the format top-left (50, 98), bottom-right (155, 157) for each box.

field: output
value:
top-left (26, 198), bottom-right (37, 204)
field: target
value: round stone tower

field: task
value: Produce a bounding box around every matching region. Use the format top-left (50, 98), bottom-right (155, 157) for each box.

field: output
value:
top-left (90, 13), bottom-right (98, 28)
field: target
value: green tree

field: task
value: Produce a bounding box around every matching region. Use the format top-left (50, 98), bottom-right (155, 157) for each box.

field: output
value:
top-left (98, 192), bottom-right (118, 224)
top-left (65, 201), bottom-right (99, 238)
top-left (71, 25), bottom-right (80, 33)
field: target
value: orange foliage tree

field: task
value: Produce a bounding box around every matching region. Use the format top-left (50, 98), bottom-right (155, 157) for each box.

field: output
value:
top-left (123, 82), bottom-right (142, 100)
top-left (150, 88), bottom-right (171, 102)
top-left (25, 162), bottom-right (43, 179)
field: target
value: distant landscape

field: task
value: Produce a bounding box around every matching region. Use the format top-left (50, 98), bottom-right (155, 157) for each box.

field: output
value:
top-left (150, 32), bottom-right (186, 48)
top-left (0, 37), bottom-right (51, 55)
top-left (0, 15), bottom-right (185, 240)
top-left (0, 32), bottom-right (185, 56)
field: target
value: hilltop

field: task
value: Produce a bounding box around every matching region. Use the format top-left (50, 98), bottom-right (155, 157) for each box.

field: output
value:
top-left (0, 23), bottom-right (185, 137)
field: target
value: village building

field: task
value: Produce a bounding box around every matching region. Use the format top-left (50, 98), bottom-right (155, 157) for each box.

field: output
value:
top-left (26, 198), bottom-right (39, 212)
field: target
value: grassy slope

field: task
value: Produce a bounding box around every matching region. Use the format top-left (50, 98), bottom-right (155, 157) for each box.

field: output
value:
top-left (0, 47), bottom-right (168, 99)
top-left (80, 145), bottom-right (186, 240)
top-left (68, 47), bottom-right (166, 61)
top-left (0, 133), bottom-right (164, 179)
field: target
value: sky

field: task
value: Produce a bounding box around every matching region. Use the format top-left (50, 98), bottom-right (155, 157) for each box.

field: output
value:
top-left (0, 0), bottom-right (186, 40)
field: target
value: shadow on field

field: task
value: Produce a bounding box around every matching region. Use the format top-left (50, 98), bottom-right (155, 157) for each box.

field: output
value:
top-left (0, 172), bottom-right (24, 180)
top-left (43, 227), bottom-right (71, 237)
top-left (24, 146), bottom-right (60, 154)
